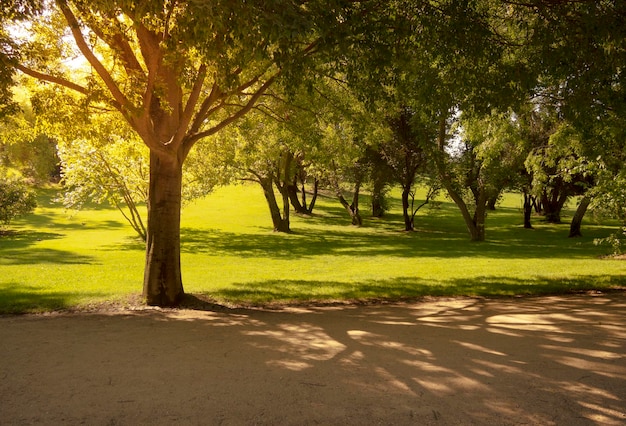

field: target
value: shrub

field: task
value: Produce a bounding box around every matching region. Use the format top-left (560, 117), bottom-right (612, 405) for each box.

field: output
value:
top-left (0, 174), bottom-right (37, 226)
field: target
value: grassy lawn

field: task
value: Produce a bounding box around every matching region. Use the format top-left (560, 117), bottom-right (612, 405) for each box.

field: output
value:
top-left (1, 183), bottom-right (624, 313)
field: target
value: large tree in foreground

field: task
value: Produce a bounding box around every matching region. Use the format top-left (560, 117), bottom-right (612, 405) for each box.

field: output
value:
top-left (7, 0), bottom-right (354, 306)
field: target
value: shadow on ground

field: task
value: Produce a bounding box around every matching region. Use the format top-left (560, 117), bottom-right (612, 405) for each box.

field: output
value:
top-left (1, 293), bottom-right (624, 425)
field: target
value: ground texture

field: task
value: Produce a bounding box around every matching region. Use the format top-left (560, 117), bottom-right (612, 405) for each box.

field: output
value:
top-left (1, 292), bottom-right (625, 425)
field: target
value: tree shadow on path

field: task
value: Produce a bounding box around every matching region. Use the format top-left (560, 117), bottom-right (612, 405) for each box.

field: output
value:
top-left (1, 292), bottom-right (624, 425)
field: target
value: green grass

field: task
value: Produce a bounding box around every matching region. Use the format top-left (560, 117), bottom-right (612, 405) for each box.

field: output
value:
top-left (1, 183), bottom-right (624, 313)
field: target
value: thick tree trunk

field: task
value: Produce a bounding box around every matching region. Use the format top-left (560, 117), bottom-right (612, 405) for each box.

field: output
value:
top-left (541, 188), bottom-right (569, 223)
top-left (568, 196), bottom-right (591, 238)
top-left (471, 195), bottom-right (487, 241)
top-left (143, 152), bottom-right (185, 306)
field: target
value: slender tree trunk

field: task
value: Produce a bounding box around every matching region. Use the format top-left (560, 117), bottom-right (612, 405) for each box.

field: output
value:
top-left (335, 186), bottom-right (362, 226)
top-left (401, 185), bottom-right (413, 231)
top-left (287, 181), bottom-right (306, 214)
top-left (434, 116), bottom-right (485, 241)
top-left (371, 179), bottom-right (386, 218)
top-left (531, 196), bottom-right (541, 213)
top-left (349, 181), bottom-right (362, 226)
top-left (523, 192), bottom-right (534, 229)
top-left (568, 196), bottom-right (591, 238)
top-left (287, 176), bottom-right (318, 215)
top-left (258, 175), bottom-right (290, 232)
top-left (306, 179), bottom-right (319, 214)
top-left (143, 152), bottom-right (184, 306)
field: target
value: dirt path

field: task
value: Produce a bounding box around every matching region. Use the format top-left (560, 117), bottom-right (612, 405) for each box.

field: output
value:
top-left (1, 292), bottom-right (625, 425)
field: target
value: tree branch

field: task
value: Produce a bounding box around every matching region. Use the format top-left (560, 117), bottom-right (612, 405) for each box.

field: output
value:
top-left (56, 0), bottom-right (132, 113)
top-left (184, 72), bottom-right (280, 149)
top-left (15, 63), bottom-right (89, 96)
top-left (173, 64), bottom-right (207, 146)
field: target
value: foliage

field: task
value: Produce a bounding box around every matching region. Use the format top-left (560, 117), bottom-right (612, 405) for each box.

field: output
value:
top-left (522, 112), bottom-right (594, 223)
top-left (0, 169), bottom-right (36, 226)
top-left (0, 90), bottom-right (59, 182)
top-left (377, 106), bottom-right (435, 230)
top-left (459, 110), bottom-right (527, 203)
top-left (591, 167), bottom-right (626, 254)
top-left (57, 132), bottom-right (148, 241)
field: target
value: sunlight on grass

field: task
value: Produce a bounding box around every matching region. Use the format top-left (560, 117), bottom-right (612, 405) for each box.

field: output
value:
top-left (1, 184), bottom-right (624, 313)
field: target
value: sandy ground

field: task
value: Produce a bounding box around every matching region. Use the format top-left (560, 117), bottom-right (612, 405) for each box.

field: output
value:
top-left (1, 292), bottom-right (625, 426)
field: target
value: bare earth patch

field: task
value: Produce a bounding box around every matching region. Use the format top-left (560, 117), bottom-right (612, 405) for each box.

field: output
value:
top-left (1, 292), bottom-right (625, 425)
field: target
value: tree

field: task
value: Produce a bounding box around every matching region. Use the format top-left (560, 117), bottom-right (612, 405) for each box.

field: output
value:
top-left (523, 119), bottom-right (593, 224)
top-left (236, 119), bottom-right (296, 233)
top-left (0, 170), bottom-right (36, 227)
top-left (7, 0), bottom-right (359, 306)
top-left (380, 106), bottom-right (433, 231)
top-left (362, 146), bottom-right (393, 218)
top-left (590, 167), bottom-right (626, 254)
top-left (435, 110), bottom-right (526, 241)
top-left (517, 1), bottom-right (626, 235)
top-left (57, 129), bottom-right (149, 241)
top-left (339, 0), bottom-right (537, 240)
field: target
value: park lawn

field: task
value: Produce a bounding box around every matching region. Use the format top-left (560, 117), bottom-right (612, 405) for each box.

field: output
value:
top-left (0, 183), bottom-right (624, 313)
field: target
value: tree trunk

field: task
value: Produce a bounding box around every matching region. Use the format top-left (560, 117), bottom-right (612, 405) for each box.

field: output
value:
top-left (541, 187), bottom-right (569, 223)
top-left (434, 116), bottom-right (485, 241)
top-left (143, 152), bottom-right (185, 306)
top-left (472, 194), bottom-right (487, 242)
top-left (487, 193), bottom-right (499, 210)
top-left (336, 187), bottom-right (362, 226)
top-left (349, 181), bottom-right (362, 226)
top-left (288, 177), bottom-right (318, 215)
top-left (287, 181), bottom-right (306, 214)
top-left (306, 179), bottom-right (319, 214)
top-left (523, 192), bottom-right (534, 229)
top-left (568, 196), bottom-right (591, 238)
top-left (401, 185), bottom-right (413, 231)
top-left (259, 175), bottom-right (290, 232)
top-left (371, 179), bottom-right (386, 218)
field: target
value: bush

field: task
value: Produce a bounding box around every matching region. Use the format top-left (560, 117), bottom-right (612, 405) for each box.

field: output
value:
top-left (0, 175), bottom-right (37, 226)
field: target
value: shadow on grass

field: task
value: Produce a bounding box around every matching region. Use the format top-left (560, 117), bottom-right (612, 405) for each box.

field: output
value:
top-left (0, 230), bottom-right (96, 265)
top-left (0, 283), bottom-right (105, 314)
top-left (178, 223), bottom-right (605, 260)
top-left (205, 274), bottom-right (626, 305)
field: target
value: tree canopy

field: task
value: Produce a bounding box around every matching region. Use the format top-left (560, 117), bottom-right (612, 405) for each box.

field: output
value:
top-left (2, 0), bottom-right (625, 305)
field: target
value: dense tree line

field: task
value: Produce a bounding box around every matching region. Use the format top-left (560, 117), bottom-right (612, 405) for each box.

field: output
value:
top-left (1, 1), bottom-right (624, 306)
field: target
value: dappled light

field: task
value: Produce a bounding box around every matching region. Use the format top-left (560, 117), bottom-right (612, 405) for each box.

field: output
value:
top-left (2, 293), bottom-right (623, 424)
